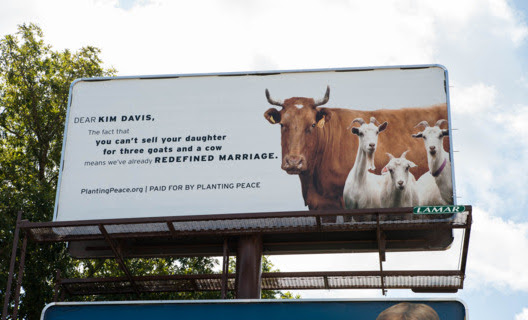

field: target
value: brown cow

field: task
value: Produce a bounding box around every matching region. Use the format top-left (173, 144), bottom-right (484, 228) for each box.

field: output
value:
top-left (264, 87), bottom-right (449, 210)
top-left (376, 302), bottom-right (440, 320)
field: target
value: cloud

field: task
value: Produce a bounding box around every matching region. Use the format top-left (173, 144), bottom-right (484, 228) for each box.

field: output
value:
top-left (1, 0), bottom-right (526, 78)
top-left (450, 81), bottom-right (528, 217)
top-left (450, 83), bottom-right (498, 114)
top-left (516, 308), bottom-right (528, 320)
top-left (466, 208), bottom-right (528, 291)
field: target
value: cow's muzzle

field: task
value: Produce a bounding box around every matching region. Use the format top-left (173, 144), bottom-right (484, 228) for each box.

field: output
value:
top-left (282, 155), bottom-right (307, 174)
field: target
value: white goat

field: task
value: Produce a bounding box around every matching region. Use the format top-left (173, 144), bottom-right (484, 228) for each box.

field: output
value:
top-left (412, 119), bottom-right (453, 204)
top-left (343, 117), bottom-right (388, 209)
top-left (416, 171), bottom-right (447, 205)
top-left (380, 151), bottom-right (420, 208)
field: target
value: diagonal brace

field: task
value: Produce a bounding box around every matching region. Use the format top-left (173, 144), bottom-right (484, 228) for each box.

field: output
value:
top-left (98, 225), bottom-right (141, 297)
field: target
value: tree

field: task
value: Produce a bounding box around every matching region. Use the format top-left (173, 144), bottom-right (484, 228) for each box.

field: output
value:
top-left (0, 24), bottom-right (297, 320)
top-left (0, 23), bottom-right (117, 319)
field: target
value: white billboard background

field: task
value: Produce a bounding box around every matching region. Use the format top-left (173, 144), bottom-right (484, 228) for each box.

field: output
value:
top-left (55, 67), bottom-right (448, 221)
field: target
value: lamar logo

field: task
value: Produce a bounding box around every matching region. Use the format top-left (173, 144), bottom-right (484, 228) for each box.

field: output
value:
top-left (413, 205), bottom-right (466, 214)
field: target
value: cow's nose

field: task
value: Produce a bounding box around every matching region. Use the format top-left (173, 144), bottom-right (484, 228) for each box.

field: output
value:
top-left (282, 155), bottom-right (306, 172)
top-left (287, 156), bottom-right (302, 166)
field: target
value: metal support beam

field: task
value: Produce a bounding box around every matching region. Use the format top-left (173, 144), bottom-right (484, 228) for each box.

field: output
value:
top-left (459, 209), bottom-right (472, 288)
top-left (2, 211), bottom-right (22, 320)
top-left (323, 276), bottom-right (330, 289)
top-left (235, 235), bottom-right (262, 299)
top-left (98, 225), bottom-right (141, 297)
top-left (11, 233), bottom-right (28, 320)
top-left (221, 238), bottom-right (230, 299)
top-left (54, 270), bottom-right (62, 302)
top-left (166, 221), bottom-right (177, 237)
top-left (376, 214), bottom-right (387, 295)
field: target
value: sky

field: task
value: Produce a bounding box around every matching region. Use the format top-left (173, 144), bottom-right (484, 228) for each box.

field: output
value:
top-left (1, 0), bottom-right (528, 319)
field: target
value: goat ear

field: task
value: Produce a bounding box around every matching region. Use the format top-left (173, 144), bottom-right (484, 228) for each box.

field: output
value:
top-left (441, 129), bottom-right (449, 137)
top-left (436, 119), bottom-right (448, 127)
top-left (264, 108), bottom-right (281, 125)
top-left (378, 121), bottom-right (388, 132)
top-left (351, 127), bottom-right (360, 135)
top-left (408, 161), bottom-right (417, 168)
top-left (412, 132), bottom-right (423, 138)
top-left (381, 166), bottom-right (389, 175)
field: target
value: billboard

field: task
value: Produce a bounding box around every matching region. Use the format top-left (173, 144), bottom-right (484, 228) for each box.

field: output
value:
top-left (42, 300), bottom-right (467, 320)
top-left (55, 65), bottom-right (455, 221)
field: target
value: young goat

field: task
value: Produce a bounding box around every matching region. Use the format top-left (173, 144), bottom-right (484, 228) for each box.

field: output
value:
top-left (343, 117), bottom-right (388, 209)
top-left (380, 151), bottom-right (420, 208)
top-left (412, 119), bottom-right (453, 204)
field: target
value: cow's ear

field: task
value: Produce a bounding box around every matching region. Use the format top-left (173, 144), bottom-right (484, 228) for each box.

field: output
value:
top-left (316, 108), bottom-right (332, 123)
top-left (264, 108), bottom-right (281, 125)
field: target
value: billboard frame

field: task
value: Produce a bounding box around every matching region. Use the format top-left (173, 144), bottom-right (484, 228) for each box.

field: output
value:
top-left (3, 206), bottom-right (472, 319)
top-left (53, 64), bottom-right (457, 221)
top-left (41, 298), bottom-right (469, 320)
top-left (3, 66), bottom-right (466, 320)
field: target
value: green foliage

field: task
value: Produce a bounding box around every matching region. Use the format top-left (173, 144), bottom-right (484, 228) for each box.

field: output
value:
top-left (0, 23), bottom-right (298, 320)
top-left (0, 23), bottom-right (117, 319)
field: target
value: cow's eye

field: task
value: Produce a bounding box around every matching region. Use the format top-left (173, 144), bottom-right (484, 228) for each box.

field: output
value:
top-left (311, 123), bottom-right (316, 128)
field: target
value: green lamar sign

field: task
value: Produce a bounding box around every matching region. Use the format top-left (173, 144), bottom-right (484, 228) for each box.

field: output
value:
top-left (413, 205), bottom-right (466, 214)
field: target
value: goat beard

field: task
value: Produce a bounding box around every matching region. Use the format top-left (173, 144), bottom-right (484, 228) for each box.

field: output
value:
top-left (367, 153), bottom-right (376, 171)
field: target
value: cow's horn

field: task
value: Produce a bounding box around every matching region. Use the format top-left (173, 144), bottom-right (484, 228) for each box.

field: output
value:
top-left (313, 86), bottom-right (330, 107)
top-left (370, 117), bottom-right (380, 125)
top-left (265, 89), bottom-right (284, 107)
top-left (414, 120), bottom-right (430, 128)
top-left (435, 119), bottom-right (448, 127)
top-left (352, 118), bottom-right (365, 125)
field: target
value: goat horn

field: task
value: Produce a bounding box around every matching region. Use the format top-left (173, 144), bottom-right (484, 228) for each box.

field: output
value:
top-left (400, 150), bottom-right (410, 159)
top-left (370, 117), bottom-right (380, 125)
top-left (265, 89), bottom-right (284, 107)
top-left (415, 120), bottom-right (430, 128)
top-left (352, 118), bottom-right (365, 125)
top-left (347, 118), bottom-right (364, 130)
top-left (386, 152), bottom-right (395, 160)
top-left (435, 119), bottom-right (448, 127)
top-left (313, 86), bottom-right (330, 107)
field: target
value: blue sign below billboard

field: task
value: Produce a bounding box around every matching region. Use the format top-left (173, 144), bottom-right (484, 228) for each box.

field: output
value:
top-left (42, 299), bottom-right (467, 320)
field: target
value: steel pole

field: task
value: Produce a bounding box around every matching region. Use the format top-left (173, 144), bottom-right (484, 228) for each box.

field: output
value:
top-left (2, 211), bottom-right (22, 320)
top-left (12, 234), bottom-right (28, 320)
top-left (235, 235), bottom-right (262, 299)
